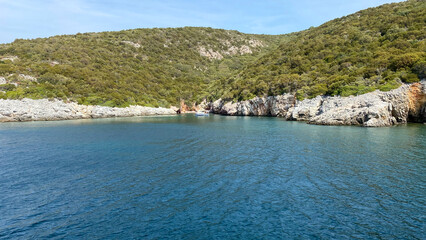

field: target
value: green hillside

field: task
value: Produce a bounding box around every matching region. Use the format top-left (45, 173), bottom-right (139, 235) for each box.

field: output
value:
top-left (0, 0), bottom-right (425, 107)
top-left (219, 0), bottom-right (425, 101)
top-left (0, 28), bottom-right (283, 107)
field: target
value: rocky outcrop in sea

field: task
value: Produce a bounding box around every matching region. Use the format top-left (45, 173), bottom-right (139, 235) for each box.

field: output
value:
top-left (208, 81), bottom-right (426, 127)
top-left (0, 98), bottom-right (176, 122)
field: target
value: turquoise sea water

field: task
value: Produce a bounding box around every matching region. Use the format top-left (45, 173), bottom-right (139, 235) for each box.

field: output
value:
top-left (0, 115), bottom-right (425, 239)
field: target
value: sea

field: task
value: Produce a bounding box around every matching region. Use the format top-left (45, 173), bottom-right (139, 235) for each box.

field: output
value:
top-left (0, 114), bottom-right (425, 239)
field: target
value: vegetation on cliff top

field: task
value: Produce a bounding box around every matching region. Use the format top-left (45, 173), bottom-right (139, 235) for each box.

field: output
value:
top-left (0, 0), bottom-right (424, 106)
top-left (220, 0), bottom-right (425, 101)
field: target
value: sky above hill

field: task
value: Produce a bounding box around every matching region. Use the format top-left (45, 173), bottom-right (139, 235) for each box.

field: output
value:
top-left (0, 0), bottom-right (404, 43)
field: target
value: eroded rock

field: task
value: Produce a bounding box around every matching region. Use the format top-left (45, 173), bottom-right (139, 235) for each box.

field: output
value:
top-left (209, 81), bottom-right (426, 127)
top-left (211, 94), bottom-right (296, 117)
top-left (0, 99), bottom-right (175, 122)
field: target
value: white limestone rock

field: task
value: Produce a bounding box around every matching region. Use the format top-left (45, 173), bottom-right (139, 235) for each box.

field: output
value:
top-left (209, 81), bottom-right (426, 127)
top-left (0, 98), bottom-right (175, 122)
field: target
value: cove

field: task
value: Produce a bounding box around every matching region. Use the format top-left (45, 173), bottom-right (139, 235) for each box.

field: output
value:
top-left (0, 115), bottom-right (425, 239)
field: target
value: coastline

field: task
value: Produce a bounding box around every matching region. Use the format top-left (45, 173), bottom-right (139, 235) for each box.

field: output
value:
top-left (207, 81), bottom-right (426, 127)
top-left (0, 98), bottom-right (176, 122)
top-left (1, 81), bottom-right (424, 127)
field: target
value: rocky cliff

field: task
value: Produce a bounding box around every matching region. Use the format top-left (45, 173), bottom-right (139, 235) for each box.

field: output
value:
top-left (208, 81), bottom-right (426, 127)
top-left (0, 99), bottom-right (176, 122)
top-left (1, 81), bottom-right (424, 126)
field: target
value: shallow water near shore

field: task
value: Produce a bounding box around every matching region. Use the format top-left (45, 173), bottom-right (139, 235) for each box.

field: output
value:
top-left (0, 114), bottom-right (425, 239)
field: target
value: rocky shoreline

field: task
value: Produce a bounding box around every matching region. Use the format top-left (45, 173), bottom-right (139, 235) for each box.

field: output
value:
top-left (0, 98), bottom-right (176, 122)
top-left (1, 81), bottom-right (425, 127)
top-left (207, 81), bottom-right (426, 127)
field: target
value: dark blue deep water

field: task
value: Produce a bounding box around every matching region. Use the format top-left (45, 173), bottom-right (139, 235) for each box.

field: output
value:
top-left (0, 115), bottom-right (425, 239)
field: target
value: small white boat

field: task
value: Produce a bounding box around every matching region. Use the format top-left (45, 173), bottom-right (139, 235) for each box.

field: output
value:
top-left (195, 111), bottom-right (209, 116)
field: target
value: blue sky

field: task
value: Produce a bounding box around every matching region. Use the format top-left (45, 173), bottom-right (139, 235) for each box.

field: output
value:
top-left (0, 0), bottom-right (404, 43)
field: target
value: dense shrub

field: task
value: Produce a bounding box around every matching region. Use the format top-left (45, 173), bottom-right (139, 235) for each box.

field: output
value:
top-left (223, 0), bottom-right (425, 100)
top-left (0, 27), bottom-right (283, 107)
top-left (0, 1), bottom-right (424, 106)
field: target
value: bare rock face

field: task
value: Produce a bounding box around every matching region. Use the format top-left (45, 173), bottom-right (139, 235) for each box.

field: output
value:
top-left (121, 41), bottom-right (141, 48)
top-left (307, 94), bottom-right (398, 127)
top-left (0, 56), bottom-right (18, 62)
top-left (406, 81), bottom-right (426, 123)
top-left (18, 74), bottom-right (38, 82)
top-left (210, 94), bottom-right (296, 116)
top-left (221, 101), bottom-right (238, 115)
top-left (198, 38), bottom-right (265, 60)
top-left (270, 95), bottom-right (297, 117)
top-left (211, 99), bottom-right (224, 113)
top-left (237, 97), bottom-right (269, 116)
top-left (179, 99), bottom-right (191, 113)
top-left (209, 81), bottom-right (426, 127)
top-left (194, 99), bottom-right (209, 111)
top-left (0, 99), bottom-right (176, 122)
top-left (308, 82), bottom-right (426, 126)
top-left (286, 96), bottom-right (323, 121)
top-left (198, 46), bottom-right (224, 60)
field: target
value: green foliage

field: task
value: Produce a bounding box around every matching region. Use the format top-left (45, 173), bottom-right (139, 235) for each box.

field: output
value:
top-left (0, 27), bottom-right (283, 107)
top-left (390, 53), bottom-right (421, 70)
top-left (378, 79), bottom-right (400, 91)
top-left (412, 61), bottom-right (426, 79)
top-left (0, 84), bottom-right (16, 91)
top-left (400, 71), bottom-right (420, 83)
top-left (0, 1), bottom-right (424, 106)
top-left (5, 88), bottom-right (25, 99)
top-left (339, 85), bottom-right (376, 97)
top-left (222, 0), bottom-right (425, 100)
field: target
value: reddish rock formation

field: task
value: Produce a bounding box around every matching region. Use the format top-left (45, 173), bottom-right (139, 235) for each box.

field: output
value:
top-left (407, 82), bottom-right (426, 122)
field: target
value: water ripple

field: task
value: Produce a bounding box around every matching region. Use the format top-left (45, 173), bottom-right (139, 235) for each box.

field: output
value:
top-left (0, 115), bottom-right (425, 239)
